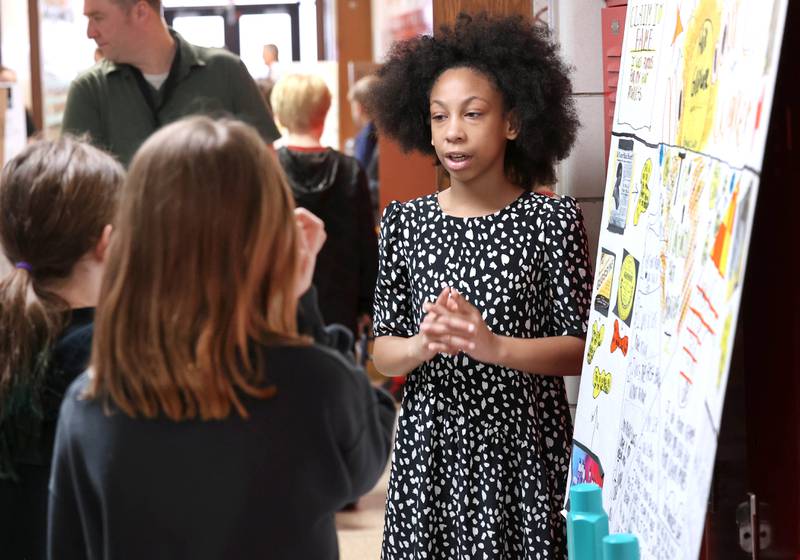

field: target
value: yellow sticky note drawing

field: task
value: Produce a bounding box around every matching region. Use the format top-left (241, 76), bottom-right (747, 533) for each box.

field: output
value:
top-left (587, 321), bottom-right (605, 365)
top-left (634, 158), bottom-right (652, 225)
top-left (593, 367), bottom-right (612, 399)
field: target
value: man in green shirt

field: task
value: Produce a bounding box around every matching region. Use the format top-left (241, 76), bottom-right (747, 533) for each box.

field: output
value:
top-left (63, 0), bottom-right (280, 165)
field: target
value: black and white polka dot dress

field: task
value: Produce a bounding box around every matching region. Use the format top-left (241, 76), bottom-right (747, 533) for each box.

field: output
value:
top-left (374, 191), bottom-right (593, 559)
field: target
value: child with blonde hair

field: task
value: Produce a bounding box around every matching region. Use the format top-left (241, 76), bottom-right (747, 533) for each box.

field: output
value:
top-left (272, 73), bottom-right (378, 339)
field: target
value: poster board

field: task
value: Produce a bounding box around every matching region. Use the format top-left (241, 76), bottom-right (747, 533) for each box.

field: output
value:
top-left (569, 1), bottom-right (788, 558)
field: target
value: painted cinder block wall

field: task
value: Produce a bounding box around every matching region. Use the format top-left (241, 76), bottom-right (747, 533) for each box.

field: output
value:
top-left (549, 0), bottom-right (608, 418)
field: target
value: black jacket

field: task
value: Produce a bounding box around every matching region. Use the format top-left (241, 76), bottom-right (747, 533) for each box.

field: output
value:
top-left (0, 308), bottom-right (94, 560)
top-left (48, 344), bottom-right (396, 560)
top-left (277, 147), bottom-right (378, 335)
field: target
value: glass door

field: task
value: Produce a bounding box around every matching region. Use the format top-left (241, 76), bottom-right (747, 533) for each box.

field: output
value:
top-left (170, 13), bottom-right (226, 48)
top-left (164, 3), bottom-right (300, 78)
top-left (238, 11), bottom-right (294, 78)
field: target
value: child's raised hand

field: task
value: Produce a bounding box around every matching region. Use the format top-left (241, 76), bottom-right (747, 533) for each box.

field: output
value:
top-left (294, 208), bottom-right (327, 256)
top-left (421, 289), bottom-right (497, 364)
top-left (293, 208), bottom-right (326, 297)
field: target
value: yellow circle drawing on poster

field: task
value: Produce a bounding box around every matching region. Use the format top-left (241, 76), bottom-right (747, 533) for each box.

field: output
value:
top-left (677, 0), bottom-right (721, 151)
top-left (614, 251), bottom-right (639, 326)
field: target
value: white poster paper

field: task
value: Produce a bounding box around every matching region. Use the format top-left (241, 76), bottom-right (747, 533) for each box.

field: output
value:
top-left (569, 1), bottom-right (788, 558)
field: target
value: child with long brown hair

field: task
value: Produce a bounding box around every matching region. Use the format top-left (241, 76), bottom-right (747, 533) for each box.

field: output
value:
top-left (0, 137), bottom-right (123, 560)
top-left (48, 116), bottom-right (396, 559)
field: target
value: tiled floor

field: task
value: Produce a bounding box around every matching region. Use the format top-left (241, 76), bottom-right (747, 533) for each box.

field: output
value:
top-left (336, 461), bottom-right (390, 560)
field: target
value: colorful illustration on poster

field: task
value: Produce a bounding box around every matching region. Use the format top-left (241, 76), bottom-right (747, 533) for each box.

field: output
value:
top-left (613, 250), bottom-right (639, 326)
top-left (610, 318), bottom-right (629, 356)
top-left (569, 1), bottom-right (789, 558)
top-left (717, 313), bottom-right (733, 387)
top-left (586, 320), bottom-right (606, 365)
top-left (676, 0), bottom-right (721, 151)
top-left (593, 367), bottom-right (613, 398)
top-left (634, 158), bottom-right (652, 225)
top-left (711, 176), bottom-right (737, 277)
top-left (571, 441), bottom-right (605, 488)
top-left (594, 248), bottom-right (617, 316)
top-left (608, 138), bottom-right (635, 234)
top-left (727, 180), bottom-right (753, 295)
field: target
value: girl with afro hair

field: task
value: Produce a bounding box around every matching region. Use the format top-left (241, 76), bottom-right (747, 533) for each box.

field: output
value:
top-left (369, 13), bottom-right (593, 559)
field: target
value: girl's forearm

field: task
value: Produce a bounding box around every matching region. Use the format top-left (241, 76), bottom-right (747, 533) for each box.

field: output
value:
top-left (374, 332), bottom-right (586, 377)
top-left (488, 334), bottom-right (585, 376)
top-left (373, 335), bottom-right (427, 377)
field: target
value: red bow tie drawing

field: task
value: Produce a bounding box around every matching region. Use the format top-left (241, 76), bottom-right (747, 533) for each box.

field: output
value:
top-left (610, 319), bottom-right (629, 356)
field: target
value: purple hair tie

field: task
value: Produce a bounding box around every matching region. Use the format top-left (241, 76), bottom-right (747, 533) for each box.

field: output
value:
top-left (15, 261), bottom-right (32, 272)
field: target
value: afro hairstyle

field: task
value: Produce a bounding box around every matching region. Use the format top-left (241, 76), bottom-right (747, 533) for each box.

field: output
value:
top-left (367, 12), bottom-right (579, 189)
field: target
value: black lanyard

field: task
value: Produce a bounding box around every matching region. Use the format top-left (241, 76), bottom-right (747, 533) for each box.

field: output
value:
top-left (129, 45), bottom-right (182, 128)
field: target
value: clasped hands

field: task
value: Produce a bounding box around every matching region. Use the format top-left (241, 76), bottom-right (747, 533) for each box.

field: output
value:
top-left (417, 286), bottom-right (497, 364)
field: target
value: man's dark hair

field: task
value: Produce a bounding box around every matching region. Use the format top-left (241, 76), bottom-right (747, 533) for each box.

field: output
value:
top-left (367, 12), bottom-right (579, 189)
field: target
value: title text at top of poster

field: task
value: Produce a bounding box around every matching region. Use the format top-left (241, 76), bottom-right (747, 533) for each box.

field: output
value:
top-left (629, 3), bottom-right (665, 28)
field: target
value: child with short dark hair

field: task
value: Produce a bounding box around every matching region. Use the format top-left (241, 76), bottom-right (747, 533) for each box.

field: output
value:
top-left (0, 136), bottom-right (123, 560)
top-left (368, 13), bottom-right (592, 558)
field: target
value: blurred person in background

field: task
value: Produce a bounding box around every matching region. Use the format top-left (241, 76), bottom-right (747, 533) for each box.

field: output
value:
top-left (67, 0), bottom-right (357, 363)
top-left (62, 0), bottom-right (280, 166)
top-left (347, 74), bottom-right (380, 223)
top-left (254, 44), bottom-right (281, 113)
top-left (256, 77), bottom-right (276, 114)
top-left (261, 43), bottom-right (281, 82)
top-left (271, 74), bottom-right (378, 341)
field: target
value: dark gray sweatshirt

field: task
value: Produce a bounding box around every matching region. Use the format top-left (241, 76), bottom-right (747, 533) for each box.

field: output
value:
top-left (48, 343), bottom-right (396, 560)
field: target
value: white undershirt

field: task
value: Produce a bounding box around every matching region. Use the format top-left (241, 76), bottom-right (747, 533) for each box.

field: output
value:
top-left (143, 71), bottom-right (169, 90)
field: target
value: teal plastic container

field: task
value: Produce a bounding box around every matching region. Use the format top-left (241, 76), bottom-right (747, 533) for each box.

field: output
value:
top-left (566, 483), bottom-right (609, 560)
top-left (602, 534), bottom-right (640, 560)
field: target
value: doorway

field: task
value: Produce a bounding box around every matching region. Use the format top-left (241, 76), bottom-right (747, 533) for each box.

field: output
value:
top-left (163, 3), bottom-right (300, 77)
